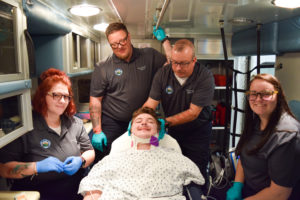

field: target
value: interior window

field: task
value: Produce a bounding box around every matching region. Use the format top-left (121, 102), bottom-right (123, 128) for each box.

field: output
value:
top-left (78, 79), bottom-right (91, 103)
top-left (95, 42), bottom-right (100, 64)
top-left (80, 36), bottom-right (88, 68)
top-left (72, 32), bottom-right (78, 68)
top-left (0, 1), bottom-right (17, 75)
top-left (0, 95), bottom-right (22, 136)
top-left (90, 40), bottom-right (95, 66)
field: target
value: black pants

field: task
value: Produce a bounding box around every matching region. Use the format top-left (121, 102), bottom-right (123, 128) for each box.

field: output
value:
top-left (12, 170), bottom-right (84, 200)
top-left (168, 121), bottom-right (212, 190)
top-left (93, 114), bottom-right (129, 164)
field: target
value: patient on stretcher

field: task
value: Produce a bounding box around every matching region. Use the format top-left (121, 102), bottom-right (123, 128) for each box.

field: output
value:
top-left (78, 107), bottom-right (204, 200)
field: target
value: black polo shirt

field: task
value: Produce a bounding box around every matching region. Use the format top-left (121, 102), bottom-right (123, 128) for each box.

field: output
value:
top-left (0, 112), bottom-right (93, 183)
top-left (149, 62), bottom-right (215, 130)
top-left (241, 113), bottom-right (300, 194)
top-left (90, 47), bottom-right (166, 122)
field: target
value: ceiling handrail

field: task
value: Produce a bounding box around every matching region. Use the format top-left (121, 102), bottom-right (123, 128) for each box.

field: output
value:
top-left (109, 0), bottom-right (123, 23)
top-left (155, 0), bottom-right (170, 29)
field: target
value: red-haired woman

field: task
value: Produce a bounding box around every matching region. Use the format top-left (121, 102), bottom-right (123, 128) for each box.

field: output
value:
top-left (0, 68), bottom-right (95, 200)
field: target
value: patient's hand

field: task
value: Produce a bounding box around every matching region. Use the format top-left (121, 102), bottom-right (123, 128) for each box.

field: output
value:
top-left (83, 190), bottom-right (102, 200)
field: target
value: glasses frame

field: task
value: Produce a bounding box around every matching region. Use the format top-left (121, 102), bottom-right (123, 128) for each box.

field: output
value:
top-left (47, 92), bottom-right (72, 102)
top-left (109, 34), bottom-right (128, 49)
top-left (171, 59), bottom-right (194, 68)
top-left (246, 90), bottom-right (278, 101)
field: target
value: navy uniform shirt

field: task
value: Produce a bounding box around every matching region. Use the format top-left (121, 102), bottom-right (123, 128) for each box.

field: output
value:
top-left (241, 113), bottom-right (300, 194)
top-left (0, 112), bottom-right (93, 183)
top-left (149, 62), bottom-right (215, 131)
top-left (90, 47), bottom-right (166, 122)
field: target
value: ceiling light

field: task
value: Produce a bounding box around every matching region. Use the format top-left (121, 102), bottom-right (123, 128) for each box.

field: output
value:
top-left (93, 23), bottom-right (109, 32)
top-left (69, 4), bottom-right (101, 17)
top-left (272, 0), bottom-right (300, 8)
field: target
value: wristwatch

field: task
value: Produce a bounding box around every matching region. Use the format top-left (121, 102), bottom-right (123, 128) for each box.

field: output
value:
top-left (165, 120), bottom-right (171, 128)
top-left (161, 36), bottom-right (169, 44)
top-left (81, 156), bottom-right (86, 168)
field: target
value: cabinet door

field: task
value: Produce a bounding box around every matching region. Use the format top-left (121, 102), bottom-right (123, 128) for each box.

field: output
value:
top-left (0, 0), bottom-right (28, 82)
top-left (66, 32), bottom-right (100, 75)
top-left (0, 0), bottom-right (33, 147)
top-left (0, 89), bottom-right (33, 148)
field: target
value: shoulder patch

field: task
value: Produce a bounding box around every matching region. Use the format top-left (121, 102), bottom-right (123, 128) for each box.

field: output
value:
top-left (40, 139), bottom-right (51, 149)
top-left (165, 86), bottom-right (173, 94)
top-left (114, 68), bottom-right (123, 76)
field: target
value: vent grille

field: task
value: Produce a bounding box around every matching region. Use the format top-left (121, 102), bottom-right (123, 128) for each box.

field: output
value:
top-left (169, 0), bottom-right (193, 22)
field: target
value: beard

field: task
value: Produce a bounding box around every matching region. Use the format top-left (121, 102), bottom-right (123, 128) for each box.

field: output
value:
top-left (116, 52), bottom-right (130, 61)
top-left (113, 45), bottom-right (132, 61)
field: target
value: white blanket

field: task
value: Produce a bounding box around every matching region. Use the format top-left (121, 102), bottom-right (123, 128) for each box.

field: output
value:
top-left (78, 147), bottom-right (204, 200)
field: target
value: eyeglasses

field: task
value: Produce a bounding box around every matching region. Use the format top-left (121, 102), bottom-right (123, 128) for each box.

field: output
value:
top-left (109, 35), bottom-right (128, 49)
top-left (246, 90), bottom-right (278, 101)
top-left (171, 60), bottom-right (193, 68)
top-left (47, 92), bottom-right (72, 102)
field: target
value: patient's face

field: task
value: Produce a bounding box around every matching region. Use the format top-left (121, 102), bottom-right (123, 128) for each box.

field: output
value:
top-left (131, 113), bottom-right (158, 139)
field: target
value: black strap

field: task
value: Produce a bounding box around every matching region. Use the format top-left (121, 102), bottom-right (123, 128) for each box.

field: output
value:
top-left (24, 29), bottom-right (36, 77)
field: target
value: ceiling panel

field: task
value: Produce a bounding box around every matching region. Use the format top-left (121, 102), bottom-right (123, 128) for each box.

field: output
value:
top-left (39, 0), bottom-right (300, 38)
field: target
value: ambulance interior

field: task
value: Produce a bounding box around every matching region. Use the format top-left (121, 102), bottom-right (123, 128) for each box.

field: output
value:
top-left (1, 0), bottom-right (300, 199)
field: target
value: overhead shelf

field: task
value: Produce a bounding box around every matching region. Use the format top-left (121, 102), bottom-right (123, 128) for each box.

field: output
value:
top-left (212, 126), bottom-right (225, 130)
top-left (215, 86), bottom-right (226, 90)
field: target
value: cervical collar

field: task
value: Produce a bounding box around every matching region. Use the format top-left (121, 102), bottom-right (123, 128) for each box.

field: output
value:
top-left (131, 133), bottom-right (159, 149)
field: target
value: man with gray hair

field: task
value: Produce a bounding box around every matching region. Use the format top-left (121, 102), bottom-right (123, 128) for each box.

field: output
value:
top-left (144, 39), bottom-right (215, 191)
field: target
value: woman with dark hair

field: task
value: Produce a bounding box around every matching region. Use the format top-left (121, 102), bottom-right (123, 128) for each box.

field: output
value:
top-left (0, 68), bottom-right (95, 200)
top-left (227, 74), bottom-right (300, 200)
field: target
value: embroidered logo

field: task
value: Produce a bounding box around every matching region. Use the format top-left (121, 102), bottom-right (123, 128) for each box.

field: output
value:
top-left (186, 89), bottom-right (194, 94)
top-left (40, 139), bottom-right (51, 149)
top-left (137, 65), bottom-right (146, 71)
top-left (166, 86), bottom-right (173, 94)
top-left (114, 68), bottom-right (123, 76)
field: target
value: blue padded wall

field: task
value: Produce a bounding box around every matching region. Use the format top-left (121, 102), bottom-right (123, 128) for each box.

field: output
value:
top-left (33, 35), bottom-right (64, 76)
top-left (289, 100), bottom-right (300, 121)
top-left (22, 0), bottom-right (71, 35)
top-left (277, 16), bottom-right (300, 53)
top-left (231, 22), bottom-right (278, 56)
top-left (232, 15), bottom-right (300, 56)
top-left (0, 80), bottom-right (32, 95)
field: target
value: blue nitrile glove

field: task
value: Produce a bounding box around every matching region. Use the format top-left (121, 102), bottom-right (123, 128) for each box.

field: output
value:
top-left (92, 131), bottom-right (107, 152)
top-left (36, 156), bottom-right (64, 173)
top-left (226, 182), bottom-right (244, 200)
top-left (127, 121), bottom-right (132, 136)
top-left (153, 26), bottom-right (166, 41)
top-left (158, 118), bottom-right (166, 140)
top-left (63, 156), bottom-right (82, 176)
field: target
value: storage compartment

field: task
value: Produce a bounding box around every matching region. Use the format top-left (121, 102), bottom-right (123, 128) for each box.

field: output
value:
top-left (213, 74), bottom-right (227, 86)
top-left (198, 59), bottom-right (233, 153)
